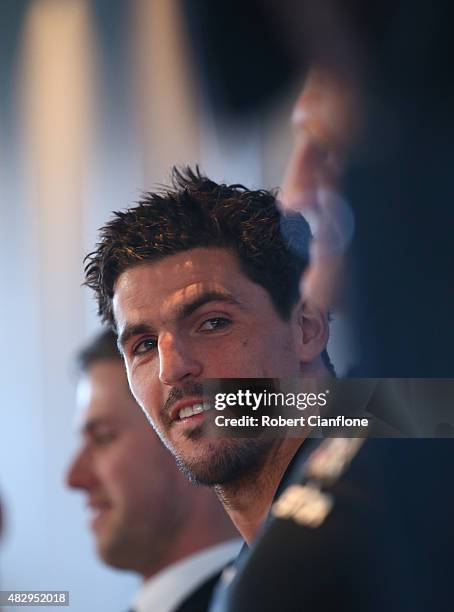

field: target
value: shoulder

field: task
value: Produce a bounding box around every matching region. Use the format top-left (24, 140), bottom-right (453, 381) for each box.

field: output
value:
top-left (224, 439), bottom-right (454, 612)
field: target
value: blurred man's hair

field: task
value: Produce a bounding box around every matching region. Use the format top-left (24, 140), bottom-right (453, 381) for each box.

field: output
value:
top-left (84, 166), bottom-right (334, 374)
top-left (77, 329), bottom-right (120, 373)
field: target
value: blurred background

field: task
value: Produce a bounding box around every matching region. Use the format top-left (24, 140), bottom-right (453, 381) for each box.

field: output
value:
top-left (0, 1), bottom-right (354, 610)
top-left (2, 0), bottom-right (453, 609)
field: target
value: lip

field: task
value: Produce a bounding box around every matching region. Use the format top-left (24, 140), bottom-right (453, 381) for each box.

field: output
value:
top-left (90, 509), bottom-right (108, 531)
top-left (87, 499), bottom-right (111, 514)
top-left (169, 397), bottom-right (207, 422)
top-left (87, 501), bottom-right (111, 529)
top-left (87, 497), bottom-right (110, 509)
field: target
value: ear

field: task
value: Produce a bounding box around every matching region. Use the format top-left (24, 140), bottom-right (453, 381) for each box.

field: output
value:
top-left (292, 300), bottom-right (329, 369)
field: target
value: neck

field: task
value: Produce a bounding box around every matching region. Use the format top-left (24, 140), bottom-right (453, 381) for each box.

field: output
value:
top-left (215, 438), bottom-right (303, 545)
top-left (140, 487), bottom-right (236, 581)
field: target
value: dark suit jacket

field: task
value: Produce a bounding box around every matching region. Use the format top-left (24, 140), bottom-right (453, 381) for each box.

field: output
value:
top-left (212, 436), bottom-right (454, 611)
top-left (175, 571), bottom-right (222, 612)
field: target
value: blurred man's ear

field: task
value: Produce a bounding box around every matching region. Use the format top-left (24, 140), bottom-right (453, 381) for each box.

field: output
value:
top-left (292, 300), bottom-right (329, 368)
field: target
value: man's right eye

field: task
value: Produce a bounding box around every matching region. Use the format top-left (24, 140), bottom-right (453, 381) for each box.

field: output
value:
top-left (132, 338), bottom-right (158, 355)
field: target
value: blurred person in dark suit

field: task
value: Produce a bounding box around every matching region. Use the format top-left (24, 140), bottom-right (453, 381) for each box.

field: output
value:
top-left (66, 329), bottom-right (241, 612)
top-left (209, 400), bottom-right (454, 612)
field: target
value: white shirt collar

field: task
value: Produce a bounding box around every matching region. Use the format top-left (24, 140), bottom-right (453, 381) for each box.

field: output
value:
top-left (132, 539), bottom-right (242, 612)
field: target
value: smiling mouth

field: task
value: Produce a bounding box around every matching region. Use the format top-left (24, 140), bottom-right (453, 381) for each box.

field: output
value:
top-left (89, 506), bottom-right (110, 530)
top-left (178, 403), bottom-right (213, 420)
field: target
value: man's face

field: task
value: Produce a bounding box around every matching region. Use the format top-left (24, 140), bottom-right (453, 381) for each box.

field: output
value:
top-left (66, 359), bottom-right (187, 572)
top-left (114, 248), bottom-right (306, 485)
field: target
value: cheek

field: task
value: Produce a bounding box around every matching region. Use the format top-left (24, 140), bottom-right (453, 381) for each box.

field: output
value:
top-left (128, 366), bottom-right (162, 417)
top-left (97, 457), bottom-right (129, 499)
top-left (100, 453), bottom-right (142, 505)
top-left (201, 335), bottom-right (273, 376)
top-left (113, 444), bottom-right (168, 508)
top-left (253, 330), bottom-right (300, 374)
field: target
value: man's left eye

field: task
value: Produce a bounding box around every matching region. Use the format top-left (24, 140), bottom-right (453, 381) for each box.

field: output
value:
top-left (199, 317), bottom-right (231, 331)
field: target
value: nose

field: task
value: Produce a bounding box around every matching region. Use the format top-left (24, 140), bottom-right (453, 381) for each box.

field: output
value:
top-left (158, 333), bottom-right (202, 386)
top-left (66, 446), bottom-right (97, 492)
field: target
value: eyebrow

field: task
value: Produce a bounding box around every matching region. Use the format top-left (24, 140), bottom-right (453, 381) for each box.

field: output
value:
top-left (117, 290), bottom-right (242, 352)
top-left (176, 290), bottom-right (241, 319)
top-left (117, 322), bottom-right (156, 353)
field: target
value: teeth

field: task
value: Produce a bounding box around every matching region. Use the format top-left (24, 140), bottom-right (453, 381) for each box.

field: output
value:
top-left (178, 403), bottom-right (212, 420)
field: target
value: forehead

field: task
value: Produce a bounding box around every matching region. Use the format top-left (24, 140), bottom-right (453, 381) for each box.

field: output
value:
top-left (112, 247), bottom-right (265, 328)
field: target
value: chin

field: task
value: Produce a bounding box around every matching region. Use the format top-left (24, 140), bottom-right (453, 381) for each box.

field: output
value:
top-left (174, 437), bottom-right (273, 486)
top-left (98, 536), bottom-right (132, 570)
top-left (96, 520), bottom-right (124, 564)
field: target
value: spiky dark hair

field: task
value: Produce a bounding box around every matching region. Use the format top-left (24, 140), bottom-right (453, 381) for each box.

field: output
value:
top-left (84, 166), bottom-right (334, 372)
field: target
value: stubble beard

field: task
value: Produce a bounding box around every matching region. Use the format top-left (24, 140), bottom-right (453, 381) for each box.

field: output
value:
top-left (173, 431), bottom-right (275, 486)
top-left (154, 382), bottom-right (276, 486)
top-left (96, 508), bottom-right (183, 573)
top-left (151, 416), bottom-right (274, 486)
top-left (96, 514), bottom-right (132, 569)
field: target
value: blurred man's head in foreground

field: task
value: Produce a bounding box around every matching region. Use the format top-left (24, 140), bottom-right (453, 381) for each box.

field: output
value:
top-left (66, 329), bottom-right (233, 578)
